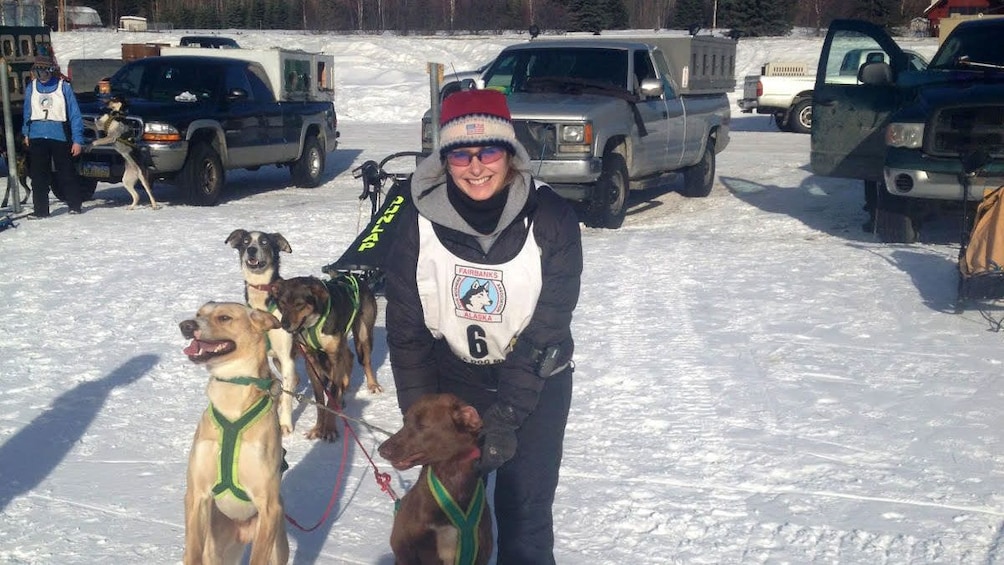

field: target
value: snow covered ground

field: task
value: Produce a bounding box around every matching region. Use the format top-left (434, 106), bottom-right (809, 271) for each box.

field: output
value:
top-left (3, 28), bottom-right (1003, 565)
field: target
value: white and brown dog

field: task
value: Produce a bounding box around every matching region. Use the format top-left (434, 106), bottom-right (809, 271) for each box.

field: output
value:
top-left (89, 95), bottom-right (159, 209)
top-left (226, 229), bottom-right (300, 437)
top-left (179, 301), bottom-right (289, 565)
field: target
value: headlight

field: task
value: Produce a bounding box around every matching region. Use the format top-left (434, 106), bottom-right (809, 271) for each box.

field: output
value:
top-left (142, 122), bottom-right (182, 143)
top-left (556, 123), bottom-right (592, 154)
top-left (886, 123), bottom-right (924, 149)
top-left (560, 124), bottom-right (586, 143)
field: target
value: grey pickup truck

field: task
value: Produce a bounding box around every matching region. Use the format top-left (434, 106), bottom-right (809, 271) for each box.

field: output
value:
top-left (422, 34), bottom-right (734, 228)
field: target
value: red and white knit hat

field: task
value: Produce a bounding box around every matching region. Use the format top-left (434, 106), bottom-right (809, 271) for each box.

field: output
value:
top-left (438, 89), bottom-right (518, 157)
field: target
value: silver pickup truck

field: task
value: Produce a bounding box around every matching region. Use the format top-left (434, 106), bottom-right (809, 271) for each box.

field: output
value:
top-left (422, 35), bottom-right (734, 228)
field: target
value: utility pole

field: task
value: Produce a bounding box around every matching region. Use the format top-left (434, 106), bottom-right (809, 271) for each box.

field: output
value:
top-left (712, 0), bottom-right (718, 30)
top-left (58, 0), bottom-right (67, 32)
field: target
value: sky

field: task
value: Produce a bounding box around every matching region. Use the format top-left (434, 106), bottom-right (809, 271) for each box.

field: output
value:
top-left (3, 27), bottom-right (1002, 565)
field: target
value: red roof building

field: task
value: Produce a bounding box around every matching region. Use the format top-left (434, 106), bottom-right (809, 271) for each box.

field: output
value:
top-left (924, 0), bottom-right (991, 34)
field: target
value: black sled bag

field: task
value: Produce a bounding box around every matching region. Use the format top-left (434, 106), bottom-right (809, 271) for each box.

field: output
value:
top-left (322, 179), bottom-right (411, 286)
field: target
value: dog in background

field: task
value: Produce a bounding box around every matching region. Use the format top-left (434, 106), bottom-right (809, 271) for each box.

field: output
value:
top-left (226, 229), bottom-right (300, 436)
top-left (378, 393), bottom-right (492, 565)
top-left (1, 144), bottom-right (31, 208)
top-left (179, 301), bottom-right (289, 565)
top-left (268, 275), bottom-right (381, 441)
top-left (88, 95), bottom-right (159, 209)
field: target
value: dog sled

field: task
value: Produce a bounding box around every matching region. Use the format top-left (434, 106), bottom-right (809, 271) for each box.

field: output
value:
top-left (956, 150), bottom-right (1004, 311)
top-left (323, 151), bottom-right (424, 293)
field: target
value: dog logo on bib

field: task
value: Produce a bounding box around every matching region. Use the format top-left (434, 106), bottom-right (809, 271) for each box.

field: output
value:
top-left (452, 266), bottom-right (505, 322)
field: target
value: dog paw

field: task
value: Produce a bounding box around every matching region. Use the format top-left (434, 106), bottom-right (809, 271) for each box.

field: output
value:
top-left (280, 423), bottom-right (294, 436)
top-left (305, 425), bottom-right (339, 442)
top-left (367, 382), bottom-right (384, 394)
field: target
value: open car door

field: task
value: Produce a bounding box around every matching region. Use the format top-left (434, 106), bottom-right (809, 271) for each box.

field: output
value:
top-left (810, 20), bottom-right (909, 182)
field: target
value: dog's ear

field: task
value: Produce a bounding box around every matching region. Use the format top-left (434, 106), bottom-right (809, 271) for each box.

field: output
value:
top-left (250, 309), bottom-right (281, 332)
top-left (265, 281), bottom-right (281, 297)
top-left (225, 229), bottom-right (249, 248)
top-left (309, 279), bottom-right (328, 307)
top-left (455, 404), bottom-right (483, 433)
top-left (271, 232), bottom-right (292, 254)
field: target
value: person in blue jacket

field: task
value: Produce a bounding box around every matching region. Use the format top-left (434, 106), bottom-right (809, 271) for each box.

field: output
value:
top-left (22, 59), bottom-right (85, 218)
top-left (383, 89), bottom-right (583, 564)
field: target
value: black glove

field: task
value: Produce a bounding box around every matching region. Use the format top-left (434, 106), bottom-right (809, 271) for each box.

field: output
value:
top-left (477, 403), bottom-right (520, 474)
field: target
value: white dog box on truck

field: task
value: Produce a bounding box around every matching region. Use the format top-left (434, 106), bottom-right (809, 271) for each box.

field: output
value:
top-left (159, 46), bottom-right (334, 102)
top-left (581, 33), bottom-right (737, 95)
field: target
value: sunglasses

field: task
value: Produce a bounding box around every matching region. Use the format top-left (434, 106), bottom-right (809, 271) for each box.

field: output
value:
top-left (444, 146), bottom-right (507, 167)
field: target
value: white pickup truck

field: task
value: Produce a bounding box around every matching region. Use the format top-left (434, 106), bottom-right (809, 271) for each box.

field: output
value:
top-left (738, 48), bottom-right (928, 134)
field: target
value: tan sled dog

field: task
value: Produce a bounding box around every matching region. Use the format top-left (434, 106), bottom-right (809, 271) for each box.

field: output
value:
top-left (179, 302), bottom-right (289, 565)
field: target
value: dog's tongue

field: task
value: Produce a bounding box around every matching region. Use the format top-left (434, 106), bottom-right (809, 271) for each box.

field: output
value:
top-left (183, 338), bottom-right (233, 360)
top-left (183, 339), bottom-right (202, 357)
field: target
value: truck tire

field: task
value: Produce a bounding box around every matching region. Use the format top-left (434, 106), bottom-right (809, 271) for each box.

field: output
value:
top-left (585, 151), bottom-right (628, 229)
top-left (790, 99), bottom-right (812, 134)
top-left (291, 135), bottom-right (325, 188)
top-left (180, 142), bottom-right (224, 206)
top-left (773, 111), bottom-right (789, 132)
top-left (682, 138), bottom-right (716, 198)
top-left (875, 191), bottom-right (918, 243)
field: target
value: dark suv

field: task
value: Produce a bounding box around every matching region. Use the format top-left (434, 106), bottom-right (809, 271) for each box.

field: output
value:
top-left (178, 36), bottom-right (240, 49)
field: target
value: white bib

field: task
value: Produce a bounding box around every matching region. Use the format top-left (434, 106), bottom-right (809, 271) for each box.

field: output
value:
top-left (416, 216), bottom-right (543, 365)
top-left (29, 79), bottom-right (68, 123)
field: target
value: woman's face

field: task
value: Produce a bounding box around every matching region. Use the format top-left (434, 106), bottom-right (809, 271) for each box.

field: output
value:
top-left (444, 145), bottom-right (510, 201)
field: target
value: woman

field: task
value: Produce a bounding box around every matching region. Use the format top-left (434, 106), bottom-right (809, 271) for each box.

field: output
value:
top-left (22, 59), bottom-right (85, 218)
top-left (383, 89), bottom-right (582, 564)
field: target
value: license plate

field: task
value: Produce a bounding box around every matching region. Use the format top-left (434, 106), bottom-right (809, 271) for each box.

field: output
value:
top-left (78, 161), bottom-right (110, 178)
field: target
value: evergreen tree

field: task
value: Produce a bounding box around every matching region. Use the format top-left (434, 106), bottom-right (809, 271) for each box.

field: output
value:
top-left (565, 0), bottom-right (628, 32)
top-left (671, 0), bottom-right (707, 30)
top-left (719, 0), bottom-right (796, 37)
top-left (856, 0), bottom-right (899, 28)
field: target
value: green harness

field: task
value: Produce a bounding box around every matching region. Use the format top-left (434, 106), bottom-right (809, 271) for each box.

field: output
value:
top-left (208, 394), bottom-right (272, 502)
top-left (300, 275), bottom-right (361, 350)
top-left (426, 469), bottom-right (486, 565)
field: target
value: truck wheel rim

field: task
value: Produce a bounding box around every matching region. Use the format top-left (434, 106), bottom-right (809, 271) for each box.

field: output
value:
top-left (309, 148), bottom-right (322, 176)
top-left (200, 161), bottom-right (218, 193)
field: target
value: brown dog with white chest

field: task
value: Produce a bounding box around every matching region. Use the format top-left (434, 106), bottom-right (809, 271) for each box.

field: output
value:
top-left (179, 301), bottom-right (289, 565)
top-left (268, 275), bottom-right (381, 441)
top-left (378, 393), bottom-right (492, 565)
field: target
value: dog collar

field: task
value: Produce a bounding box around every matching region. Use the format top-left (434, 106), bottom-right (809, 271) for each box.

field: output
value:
top-left (427, 469), bottom-right (485, 565)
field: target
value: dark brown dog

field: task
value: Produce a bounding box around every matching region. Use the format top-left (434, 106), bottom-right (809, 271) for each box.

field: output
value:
top-left (268, 275), bottom-right (381, 441)
top-left (378, 393), bottom-right (491, 565)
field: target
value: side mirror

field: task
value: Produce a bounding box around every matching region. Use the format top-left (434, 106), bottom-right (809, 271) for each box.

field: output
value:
top-left (639, 77), bottom-right (664, 98)
top-left (439, 80), bottom-right (465, 103)
top-left (858, 62), bottom-right (893, 86)
top-left (226, 87), bottom-right (249, 101)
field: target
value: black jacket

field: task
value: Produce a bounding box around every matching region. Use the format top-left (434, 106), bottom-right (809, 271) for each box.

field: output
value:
top-left (384, 172), bottom-right (582, 424)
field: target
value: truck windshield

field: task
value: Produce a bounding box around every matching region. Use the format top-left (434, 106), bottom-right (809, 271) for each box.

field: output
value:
top-left (929, 27), bottom-right (1004, 70)
top-left (111, 60), bottom-right (223, 102)
top-left (483, 47), bottom-right (629, 94)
